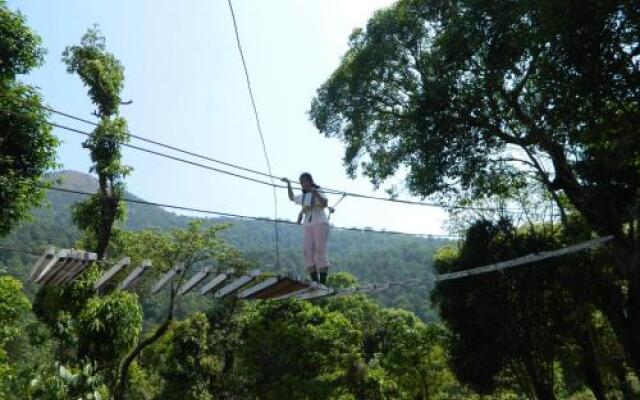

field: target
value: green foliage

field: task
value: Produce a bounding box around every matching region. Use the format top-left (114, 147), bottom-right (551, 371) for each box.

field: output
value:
top-left (431, 220), bottom-right (627, 398)
top-left (239, 300), bottom-right (362, 399)
top-left (0, 275), bottom-right (30, 344)
top-left (338, 358), bottom-right (405, 400)
top-left (125, 361), bottom-right (162, 400)
top-left (310, 1), bottom-right (640, 394)
top-left (0, 275), bottom-right (31, 399)
top-left (327, 271), bottom-right (358, 289)
top-left (27, 362), bottom-right (108, 400)
top-left (72, 191), bottom-right (126, 240)
top-left (31, 264), bottom-right (101, 357)
top-left (113, 220), bottom-right (247, 275)
top-left (0, 1), bottom-right (58, 236)
top-left (0, 0), bottom-right (44, 78)
top-left (77, 290), bottom-right (142, 367)
top-left (86, 117), bottom-right (131, 177)
top-left (63, 26), bottom-right (130, 259)
top-left (200, 300), bottom-right (249, 397)
top-left (310, 0), bottom-right (640, 210)
top-left (108, 220), bottom-right (250, 325)
top-left (108, 222), bottom-right (253, 400)
top-left (61, 26), bottom-right (124, 117)
top-left (325, 294), bottom-right (471, 399)
top-left (158, 313), bottom-right (216, 400)
top-left (7, 2), bottom-right (640, 398)
top-left (376, 309), bottom-right (447, 398)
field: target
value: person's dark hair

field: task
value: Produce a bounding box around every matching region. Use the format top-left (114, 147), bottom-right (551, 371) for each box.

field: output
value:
top-left (299, 172), bottom-right (320, 190)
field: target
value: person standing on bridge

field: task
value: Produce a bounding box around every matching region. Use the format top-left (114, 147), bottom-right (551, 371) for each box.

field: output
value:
top-left (282, 173), bottom-right (330, 285)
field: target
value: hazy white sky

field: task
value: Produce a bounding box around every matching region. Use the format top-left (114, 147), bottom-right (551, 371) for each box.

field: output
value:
top-left (9, 0), bottom-right (448, 235)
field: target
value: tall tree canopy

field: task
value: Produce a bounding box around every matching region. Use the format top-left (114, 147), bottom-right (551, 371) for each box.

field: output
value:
top-left (62, 26), bottom-right (130, 259)
top-left (311, 0), bottom-right (640, 372)
top-left (311, 0), bottom-right (639, 214)
top-left (0, 0), bottom-right (58, 236)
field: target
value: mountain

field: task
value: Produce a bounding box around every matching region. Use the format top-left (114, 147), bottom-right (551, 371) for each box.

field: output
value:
top-left (0, 170), bottom-right (448, 321)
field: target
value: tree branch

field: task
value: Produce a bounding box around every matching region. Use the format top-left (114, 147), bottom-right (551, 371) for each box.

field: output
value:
top-left (522, 148), bottom-right (568, 229)
top-left (113, 283), bottom-right (178, 400)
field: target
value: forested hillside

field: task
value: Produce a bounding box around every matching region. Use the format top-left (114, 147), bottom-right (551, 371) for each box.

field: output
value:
top-left (0, 170), bottom-right (445, 321)
top-left (3, 0), bottom-right (640, 398)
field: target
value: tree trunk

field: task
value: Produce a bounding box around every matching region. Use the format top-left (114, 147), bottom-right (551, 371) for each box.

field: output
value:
top-left (97, 194), bottom-right (117, 260)
top-left (599, 246), bottom-right (640, 378)
top-left (579, 327), bottom-right (607, 400)
top-left (543, 150), bottom-right (640, 377)
top-left (530, 379), bottom-right (557, 400)
top-left (627, 258), bottom-right (640, 374)
top-left (523, 359), bottom-right (556, 400)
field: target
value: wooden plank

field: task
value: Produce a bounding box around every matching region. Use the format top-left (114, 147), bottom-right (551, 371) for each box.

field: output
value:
top-left (40, 254), bottom-right (75, 285)
top-left (151, 264), bottom-right (184, 294)
top-left (29, 246), bottom-right (56, 281)
top-left (238, 277), bottom-right (279, 299)
top-left (34, 249), bottom-right (66, 283)
top-left (61, 251), bottom-right (98, 284)
top-left (199, 271), bottom-right (233, 295)
top-left (264, 278), bottom-right (309, 299)
top-left (293, 285), bottom-right (334, 300)
top-left (120, 260), bottom-right (152, 290)
top-left (214, 269), bottom-right (261, 298)
top-left (49, 253), bottom-right (85, 285)
top-left (272, 281), bottom-right (324, 300)
top-left (240, 276), bottom-right (309, 300)
top-left (51, 250), bottom-right (95, 285)
top-left (178, 266), bottom-right (211, 295)
top-left (273, 286), bottom-right (313, 300)
top-left (35, 249), bottom-right (70, 283)
top-left (94, 257), bottom-right (131, 291)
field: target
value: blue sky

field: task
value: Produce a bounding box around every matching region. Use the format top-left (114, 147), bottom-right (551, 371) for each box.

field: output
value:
top-left (9, 0), bottom-right (447, 235)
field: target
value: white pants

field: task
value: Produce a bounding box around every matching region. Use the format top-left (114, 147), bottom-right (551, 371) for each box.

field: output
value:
top-left (303, 223), bottom-right (330, 273)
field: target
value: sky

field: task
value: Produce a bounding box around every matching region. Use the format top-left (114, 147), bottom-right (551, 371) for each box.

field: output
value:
top-left (8, 0), bottom-right (448, 236)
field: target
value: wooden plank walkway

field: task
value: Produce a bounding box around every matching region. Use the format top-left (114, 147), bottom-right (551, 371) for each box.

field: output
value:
top-left (30, 248), bottom-right (97, 285)
top-left (239, 274), bottom-right (310, 300)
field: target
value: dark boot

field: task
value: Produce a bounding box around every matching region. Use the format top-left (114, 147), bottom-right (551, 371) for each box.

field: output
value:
top-left (310, 271), bottom-right (319, 282)
top-left (320, 271), bottom-right (328, 285)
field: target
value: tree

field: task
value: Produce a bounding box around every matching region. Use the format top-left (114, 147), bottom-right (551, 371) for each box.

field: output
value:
top-left (62, 26), bottom-right (130, 259)
top-left (201, 300), bottom-right (250, 399)
top-left (327, 271), bottom-right (359, 289)
top-left (430, 219), bottom-right (626, 399)
top-left (0, 0), bottom-right (58, 236)
top-left (76, 291), bottom-right (143, 378)
top-left (26, 362), bottom-right (108, 400)
top-left (324, 292), bottom-right (473, 399)
top-left (310, 0), bottom-right (640, 373)
top-left (111, 221), bottom-right (250, 400)
top-left (0, 275), bottom-right (30, 398)
top-left (238, 300), bottom-right (362, 399)
top-left (156, 313), bottom-right (215, 400)
top-left (31, 263), bottom-right (102, 363)
top-left (375, 309), bottom-right (454, 399)
top-left (0, 275), bottom-right (30, 345)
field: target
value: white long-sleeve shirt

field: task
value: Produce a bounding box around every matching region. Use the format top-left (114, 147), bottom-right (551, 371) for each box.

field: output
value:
top-left (294, 190), bottom-right (328, 225)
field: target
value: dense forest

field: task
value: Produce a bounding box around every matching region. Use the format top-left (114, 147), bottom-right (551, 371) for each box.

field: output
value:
top-left (2, 0), bottom-right (640, 399)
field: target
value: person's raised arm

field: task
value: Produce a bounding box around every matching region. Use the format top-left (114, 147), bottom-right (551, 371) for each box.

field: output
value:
top-left (281, 177), bottom-right (294, 201)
